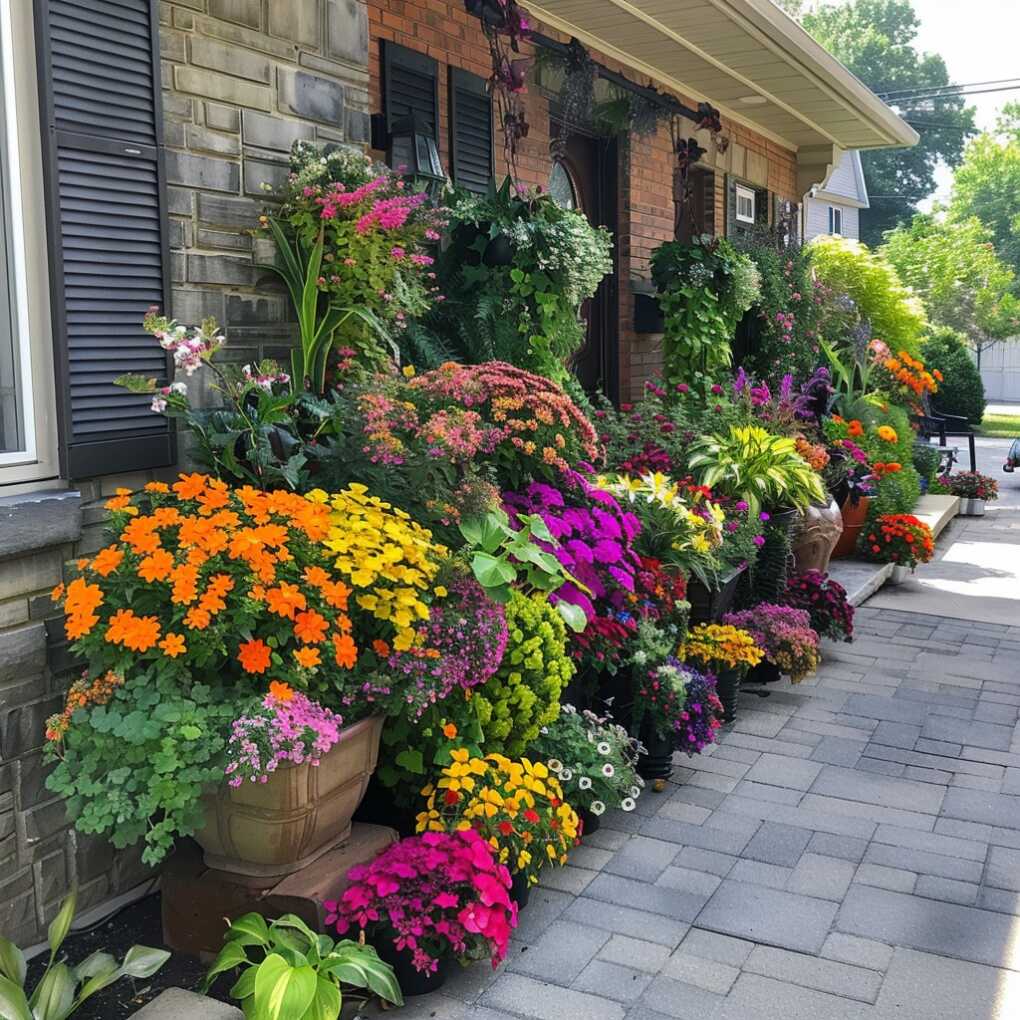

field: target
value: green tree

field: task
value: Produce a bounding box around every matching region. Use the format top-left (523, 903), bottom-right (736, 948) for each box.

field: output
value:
top-left (802, 0), bottom-right (975, 245)
top-left (948, 126), bottom-right (1020, 279)
top-left (882, 214), bottom-right (1020, 368)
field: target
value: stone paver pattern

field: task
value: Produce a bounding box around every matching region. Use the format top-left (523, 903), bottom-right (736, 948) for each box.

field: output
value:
top-left (393, 456), bottom-right (1020, 1019)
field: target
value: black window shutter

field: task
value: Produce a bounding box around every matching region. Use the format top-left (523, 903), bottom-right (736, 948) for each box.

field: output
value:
top-left (725, 175), bottom-right (738, 239)
top-left (449, 68), bottom-right (492, 194)
top-left (36, 0), bottom-right (173, 480)
top-left (382, 41), bottom-right (438, 136)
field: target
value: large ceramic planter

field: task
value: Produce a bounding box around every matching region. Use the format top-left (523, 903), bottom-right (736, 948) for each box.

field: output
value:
top-left (792, 499), bottom-right (843, 575)
top-left (688, 565), bottom-right (746, 623)
top-left (195, 715), bottom-right (384, 878)
top-left (960, 498), bottom-right (986, 517)
top-left (831, 495), bottom-right (870, 560)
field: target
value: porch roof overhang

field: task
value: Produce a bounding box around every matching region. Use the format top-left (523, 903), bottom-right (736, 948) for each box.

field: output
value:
top-left (521, 0), bottom-right (919, 193)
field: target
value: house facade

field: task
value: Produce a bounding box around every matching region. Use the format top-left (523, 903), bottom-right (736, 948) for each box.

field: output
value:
top-left (0, 0), bottom-right (913, 946)
top-left (802, 148), bottom-right (870, 241)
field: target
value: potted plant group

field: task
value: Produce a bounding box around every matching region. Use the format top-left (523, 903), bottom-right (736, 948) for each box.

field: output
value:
top-left (417, 749), bottom-right (579, 908)
top-left (630, 660), bottom-right (723, 785)
top-left (324, 829), bottom-right (517, 996)
top-left (531, 704), bottom-right (644, 833)
top-left (861, 513), bottom-right (935, 583)
top-left (680, 623), bottom-right (764, 723)
top-left (937, 471), bottom-right (999, 517)
top-left (723, 604), bottom-right (821, 684)
top-left (45, 475), bottom-right (447, 872)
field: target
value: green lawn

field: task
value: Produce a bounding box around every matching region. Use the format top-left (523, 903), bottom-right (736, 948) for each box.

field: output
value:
top-left (980, 413), bottom-right (1020, 438)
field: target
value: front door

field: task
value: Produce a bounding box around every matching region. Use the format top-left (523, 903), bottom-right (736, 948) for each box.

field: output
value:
top-left (548, 128), bottom-right (618, 401)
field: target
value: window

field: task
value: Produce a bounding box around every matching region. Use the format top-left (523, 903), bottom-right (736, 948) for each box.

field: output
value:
top-left (382, 42), bottom-right (438, 172)
top-left (735, 183), bottom-right (756, 224)
top-left (449, 68), bottom-right (492, 194)
top-left (828, 206), bottom-right (843, 236)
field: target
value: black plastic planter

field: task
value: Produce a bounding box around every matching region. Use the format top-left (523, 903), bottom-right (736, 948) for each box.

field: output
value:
top-left (688, 565), bottom-right (746, 623)
top-left (374, 938), bottom-right (450, 997)
top-left (637, 724), bottom-right (675, 787)
top-left (510, 871), bottom-right (531, 910)
top-left (580, 808), bottom-right (602, 837)
top-left (483, 233), bottom-right (514, 267)
top-left (714, 667), bottom-right (742, 724)
top-left (745, 661), bottom-right (781, 686)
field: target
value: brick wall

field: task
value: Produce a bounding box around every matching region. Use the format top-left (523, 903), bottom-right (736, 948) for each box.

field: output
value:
top-left (365, 0), bottom-right (800, 400)
top-left (0, 494), bottom-right (153, 947)
top-left (159, 0), bottom-right (371, 368)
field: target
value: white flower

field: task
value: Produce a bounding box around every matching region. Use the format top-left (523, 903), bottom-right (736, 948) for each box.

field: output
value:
top-left (540, 727), bottom-right (549, 735)
top-left (630, 785), bottom-right (642, 798)
top-left (602, 763), bottom-right (615, 778)
top-left (621, 797), bottom-right (636, 812)
top-left (563, 704), bottom-right (577, 714)
top-left (590, 800), bottom-right (606, 816)
top-left (547, 759), bottom-right (563, 774)
top-left (597, 742), bottom-right (612, 755)
top-left (560, 768), bottom-right (574, 782)
top-left (578, 776), bottom-right (592, 790)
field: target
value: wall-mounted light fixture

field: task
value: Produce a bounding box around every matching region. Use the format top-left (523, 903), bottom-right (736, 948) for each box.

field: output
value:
top-left (371, 112), bottom-right (445, 193)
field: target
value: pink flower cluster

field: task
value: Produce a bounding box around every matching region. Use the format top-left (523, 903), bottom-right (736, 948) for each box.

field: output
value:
top-left (326, 830), bottom-right (517, 973)
top-left (356, 192), bottom-right (429, 234)
top-left (312, 175), bottom-right (388, 219)
top-left (223, 689), bottom-right (343, 788)
top-left (148, 319), bottom-right (222, 376)
top-left (150, 381), bottom-right (187, 414)
top-left (241, 364), bottom-right (290, 391)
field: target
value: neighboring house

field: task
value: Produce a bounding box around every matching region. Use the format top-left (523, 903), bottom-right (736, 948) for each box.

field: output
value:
top-left (803, 148), bottom-right (870, 241)
top-left (975, 342), bottom-right (1020, 402)
top-left (0, 0), bottom-right (915, 947)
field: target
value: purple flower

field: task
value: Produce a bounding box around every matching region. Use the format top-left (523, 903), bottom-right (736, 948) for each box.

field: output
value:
top-left (759, 512), bottom-right (770, 522)
top-left (753, 535), bottom-right (765, 547)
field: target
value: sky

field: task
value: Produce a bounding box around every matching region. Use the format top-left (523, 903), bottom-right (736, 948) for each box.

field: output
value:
top-left (908, 0), bottom-right (1020, 209)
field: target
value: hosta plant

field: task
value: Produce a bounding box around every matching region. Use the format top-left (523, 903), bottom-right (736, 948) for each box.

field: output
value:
top-left (687, 425), bottom-right (825, 515)
top-left (202, 911), bottom-right (402, 1018)
top-left (0, 888), bottom-right (169, 1020)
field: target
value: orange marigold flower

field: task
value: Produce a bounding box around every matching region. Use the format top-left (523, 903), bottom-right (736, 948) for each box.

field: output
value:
top-left (847, 420), bottom-right (864, 437)
top-left (66, 612), bottom-right (99, 640)
top-left (239, 638), bottom-right (272, 674)
top-left (152, 507), bottom-right (182, 528)
top-left (144, 481), bottom-right (170, 493)
top-left (294, 609), bottom-right (328, 644)
top-left (269, 680), bottom-right (295, 702)
top-left (332, 633), bottom-right (357, 669)
top-left (206, 573), bottom-right (234, 597)
top-left (321, 580), bottom-right (350, 610)
top-left (173, 472), bottom-right (209, 500)
top-left (51, 583), bottom-right (65, 602)
top-left (293, 646), bottom-right (321, 669)
top-left (184, 606), bottom-right (211, 630)
top-left (249, 584), bottom-right (266, 602)
top-left (303, 565), bottom-right (330, 588)
top-left (443, 723), bottom-right (458, 739)
top-left (121, 517), bottom-right (161, 555)
top-left (92, 545), bottom-right (124, 577)
top-left (105, 494), bottom-right (133, 512)
top-left (159, 632), bottom-right (187, 658)
top-left (266, 582), bottom-right (306, 620)
top-left (372, 639), bottom-right (390, 657)
top-left (171, 563), bottom-right (199, 605)
top-left (196, 487), bottom-right (229, 515)
top-left (877, 425), bottom-right (898, 443)
top-left (137, 548), bottom-right (175, 583)
top-left (64, 577), bottom-right (103, 617)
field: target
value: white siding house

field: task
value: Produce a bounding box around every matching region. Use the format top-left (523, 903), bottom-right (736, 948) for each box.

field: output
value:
top-left (803, 149), bottom-right (869, 241)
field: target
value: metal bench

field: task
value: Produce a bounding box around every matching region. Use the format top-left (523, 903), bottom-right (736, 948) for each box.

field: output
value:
top-left (914, 410), bottom-right (976, 473)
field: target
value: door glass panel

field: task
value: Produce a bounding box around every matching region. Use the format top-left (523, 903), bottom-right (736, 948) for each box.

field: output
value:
top-left (549, 160), bottom-right (577, 210)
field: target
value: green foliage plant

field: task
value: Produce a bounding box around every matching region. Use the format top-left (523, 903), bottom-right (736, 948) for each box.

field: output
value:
top-left (686, 425), bottom-right (826, 515)
top-left (809, 236), bottom-right (927, 356)
top-left (202, 911), bottom-right (402, 1019)
top-left (0, 888), bottom-right (169, 1020)
top-left (921, 326), bottom-right (987, 424)
top-left (472, 589), bottom-right (575, 756)
top-left (651, 236), bottom-right (760, 392)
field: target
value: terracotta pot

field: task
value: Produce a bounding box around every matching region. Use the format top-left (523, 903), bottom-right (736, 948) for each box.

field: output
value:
top-left (195, 715), bottom-right (384, 878)
top-left (831, 495), bottom-right (870, 559)
top-left (792, 499), bottom-right (844, 574)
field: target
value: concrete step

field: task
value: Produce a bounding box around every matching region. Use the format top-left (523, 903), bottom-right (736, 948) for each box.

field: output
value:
top-left (914, 494), bottom-right (960, 539)
top-left (130, 989), bottom-right (242, 1019)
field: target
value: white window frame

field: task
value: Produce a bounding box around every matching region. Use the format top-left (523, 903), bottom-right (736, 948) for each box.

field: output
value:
top-left (735, 183), bottom-right (756, 225)
top-left (0, 0), bottom-right (58, 489)
top-left (828, 205), bottom-right (843, 236)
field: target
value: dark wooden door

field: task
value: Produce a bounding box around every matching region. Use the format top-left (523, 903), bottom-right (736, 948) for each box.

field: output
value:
top-left (548, 129), bottom-right (618, 401)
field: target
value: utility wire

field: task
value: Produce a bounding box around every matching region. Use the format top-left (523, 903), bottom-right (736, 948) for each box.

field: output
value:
top-left (889, 84), bottom-right (1020, 105)
top-left (876, 76), bottom-right (1020, 99)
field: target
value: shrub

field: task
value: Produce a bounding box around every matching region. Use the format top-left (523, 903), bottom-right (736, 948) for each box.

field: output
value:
top-left (472, 590), bottom-right (574, 756)
top-left (921, 326), bottom-right (987, 425)
top-left (809, 236), bottom-right (927, 356)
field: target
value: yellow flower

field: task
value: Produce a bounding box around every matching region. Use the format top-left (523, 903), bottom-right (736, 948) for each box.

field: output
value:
top-left (877, 425), bottom-right (898, 443)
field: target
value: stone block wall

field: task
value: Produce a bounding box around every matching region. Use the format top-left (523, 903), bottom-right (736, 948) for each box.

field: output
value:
top-left (0, 492), bottom-right (152, 947)
top-left (159, 0), bottom-right (371, 358)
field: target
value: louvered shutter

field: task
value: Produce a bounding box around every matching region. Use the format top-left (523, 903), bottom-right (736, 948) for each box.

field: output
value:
top-left (36, 0), bottom-right (173, 480)
top-left (449, 69), bottom-right (492, 194)
top-left (382, 42), bottom-right (438, 172)
top-left (725, 175), bottom-right (738, 238)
